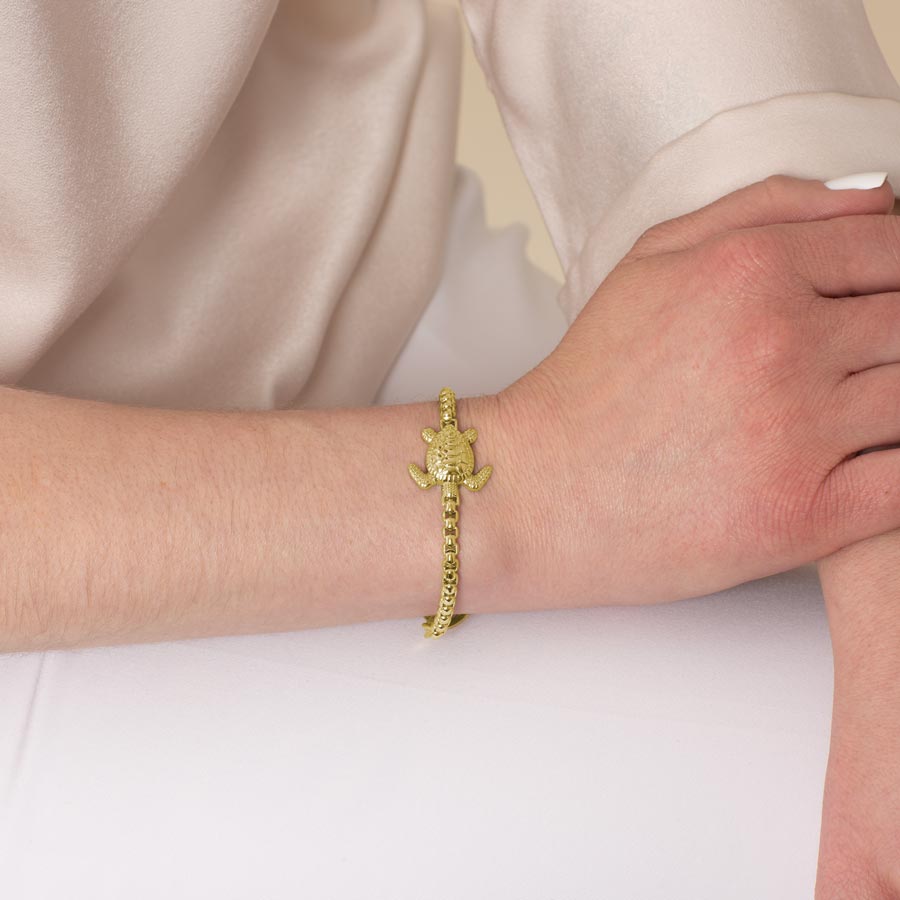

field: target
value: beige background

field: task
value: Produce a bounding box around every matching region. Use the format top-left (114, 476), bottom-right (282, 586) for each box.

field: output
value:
top-left (455, 0), bottom-right (900, 282)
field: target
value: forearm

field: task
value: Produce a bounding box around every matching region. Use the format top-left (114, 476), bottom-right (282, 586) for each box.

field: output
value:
top-left (817, 538), bottom-right (900, 897)
top-left (0, 385), bottom-right (518, 653)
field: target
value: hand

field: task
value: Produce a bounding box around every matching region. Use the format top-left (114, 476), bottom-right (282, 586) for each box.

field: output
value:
top-left (496, 173), bottom-right (900, 608)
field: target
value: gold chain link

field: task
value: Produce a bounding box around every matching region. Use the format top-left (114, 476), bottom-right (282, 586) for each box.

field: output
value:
top-left (424, 483), bottom-right (463, 637)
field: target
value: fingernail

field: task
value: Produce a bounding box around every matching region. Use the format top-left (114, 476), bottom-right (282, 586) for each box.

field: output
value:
top-left (823, 171), bottom-right (888, 190)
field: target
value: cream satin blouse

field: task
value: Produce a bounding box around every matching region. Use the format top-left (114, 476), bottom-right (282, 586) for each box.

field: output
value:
top-left (3, 0), bottom-right (900, 410)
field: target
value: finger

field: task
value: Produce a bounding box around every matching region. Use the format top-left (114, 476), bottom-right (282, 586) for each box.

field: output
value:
top-left (829, 291), bottom-right (900, 374)
top-left (772, 213), bottom-right (900, 297)
top-left (628, 173), bottom-right (895, 260)
top-left (833, 362), bottom-right (900, 453)
top-left (817, 444), bottom-right (900, 556)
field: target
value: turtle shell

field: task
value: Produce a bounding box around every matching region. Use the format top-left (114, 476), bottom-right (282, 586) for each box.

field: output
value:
top-left (426, 427), bottom-right (474, 483)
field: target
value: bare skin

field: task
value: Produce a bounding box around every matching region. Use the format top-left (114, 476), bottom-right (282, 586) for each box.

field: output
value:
top-left (818, 535), bottom-right (900, 900)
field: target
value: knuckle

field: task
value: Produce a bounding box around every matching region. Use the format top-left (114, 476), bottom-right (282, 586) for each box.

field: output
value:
top-left (729, 309), bottom-right (798, 372)
top-left (638, 219), bottom-right (671, 243)
top-left (628, 218), bottom-right (678, 257)
top-left (700, 228), bottom-right (781, 286)
top-left (697, 244), bottom-right (815, 388)
top-left (759, 173), bottom-right (793, 204)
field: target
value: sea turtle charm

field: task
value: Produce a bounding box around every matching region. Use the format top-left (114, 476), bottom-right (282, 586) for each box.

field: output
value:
top-left (407, 392), bottom-right (493, 493)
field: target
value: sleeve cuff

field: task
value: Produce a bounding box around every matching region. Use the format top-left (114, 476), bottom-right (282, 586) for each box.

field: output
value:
top-left (557, 90), bottom-right (900, 325)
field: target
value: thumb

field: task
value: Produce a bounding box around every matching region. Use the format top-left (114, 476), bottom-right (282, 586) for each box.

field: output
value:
top-left (628, 171), bottom-right (895, 260)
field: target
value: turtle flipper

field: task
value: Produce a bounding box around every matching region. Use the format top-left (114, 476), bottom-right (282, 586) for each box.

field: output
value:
top-left (463, 464), bottom-right (492, 491)
top-left (408, 463), bottom-right (436, 489)
top-left (462, 427), bottom-right (477, 444)
top-left (421, 427), bottom-right (437, 444)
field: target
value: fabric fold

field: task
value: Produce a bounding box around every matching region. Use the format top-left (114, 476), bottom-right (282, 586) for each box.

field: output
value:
top-left (0, 0), bottom-right (279, 383)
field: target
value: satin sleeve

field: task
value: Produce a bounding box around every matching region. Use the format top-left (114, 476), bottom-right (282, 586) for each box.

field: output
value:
top-left (458, 0), bottom-right (900, 323)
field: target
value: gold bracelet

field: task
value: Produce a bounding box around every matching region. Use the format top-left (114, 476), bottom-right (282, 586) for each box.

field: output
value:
top-left (407, 386), bottom-right (493, 638)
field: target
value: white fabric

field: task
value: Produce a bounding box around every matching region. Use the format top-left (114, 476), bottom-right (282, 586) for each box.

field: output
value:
top-left (0, 167), bottom-right (833, 898)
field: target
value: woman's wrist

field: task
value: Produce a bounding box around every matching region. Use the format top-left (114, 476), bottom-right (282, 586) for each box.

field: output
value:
top-left (266, 389), bottom-right (529, 629)
top-left (276, 387), bottom-right (544, 627)
top-left (433, 389), bottom-right (525, 617)
top-left (439, 380), bottom-right (579, 617)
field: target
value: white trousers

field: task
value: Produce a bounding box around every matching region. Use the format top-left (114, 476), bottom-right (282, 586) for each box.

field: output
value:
top-left (0, 166), bottom-right (832, 899)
